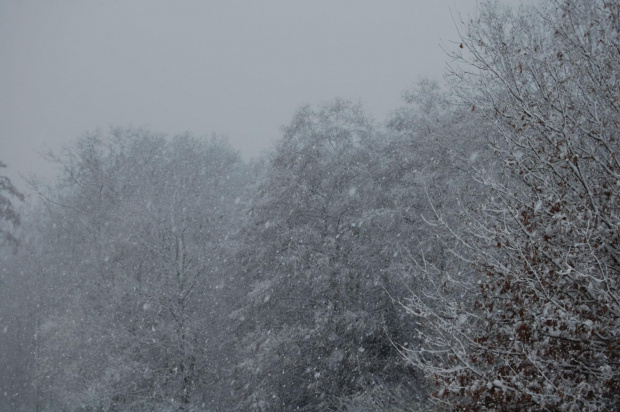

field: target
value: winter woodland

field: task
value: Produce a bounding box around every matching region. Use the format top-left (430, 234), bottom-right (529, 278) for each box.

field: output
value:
top-left (1, 0), bottom-right (618, 410)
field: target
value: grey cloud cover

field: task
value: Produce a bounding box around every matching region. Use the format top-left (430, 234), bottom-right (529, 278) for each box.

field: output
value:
top-left (0, 0), bottom-right (478, 189)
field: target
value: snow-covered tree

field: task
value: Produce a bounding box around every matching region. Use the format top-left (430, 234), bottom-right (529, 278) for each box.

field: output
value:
top-left (27, 128), bottom-right (248, 410)
top-left (233, 100), bottom-right (427, 410)
top-left (404, 0), bottom-right (620, 410)
top-left (0, 163), bottom-right (29, 409)
top-left (0, 162), bottom-right (24, 248)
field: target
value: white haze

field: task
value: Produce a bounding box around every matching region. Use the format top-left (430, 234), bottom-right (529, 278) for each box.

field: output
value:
top-left (0, 0), bottom-right (479, 190)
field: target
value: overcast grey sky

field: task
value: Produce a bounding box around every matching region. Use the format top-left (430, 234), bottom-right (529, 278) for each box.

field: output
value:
top-left (0, 0), bottom-right (480, 190)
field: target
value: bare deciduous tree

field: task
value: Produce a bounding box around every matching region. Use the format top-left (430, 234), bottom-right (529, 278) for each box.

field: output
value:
top-left (404, 0), bottom-right (620, 410)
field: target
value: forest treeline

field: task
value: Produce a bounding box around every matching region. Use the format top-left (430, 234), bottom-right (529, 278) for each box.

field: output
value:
top-left (1, 0), bottom-right (618, 410)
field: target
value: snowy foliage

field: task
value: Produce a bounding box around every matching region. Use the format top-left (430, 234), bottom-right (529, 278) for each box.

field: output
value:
top-left (1, 1), bottom-right (618, 410)
top-left (232, 100), bottom-right (422, 410)
top-left (0, 162), bottom-right (24, 248)
top-left (14, 129), bottom-right (248, 410)
top-left (404, 0), bottom-right (620, 410)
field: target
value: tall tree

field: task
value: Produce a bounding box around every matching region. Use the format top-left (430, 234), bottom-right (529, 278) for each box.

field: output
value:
top-left (234, 100), bottom-right (426, 410)
top-left (0, 162), bottom-right (28, 409)
top-left (0, 161), bottom-right (24, 248)
top-left (27, 129), bottom-right (248, 410)
top-left (405, 0), bottom-right (620, 410)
